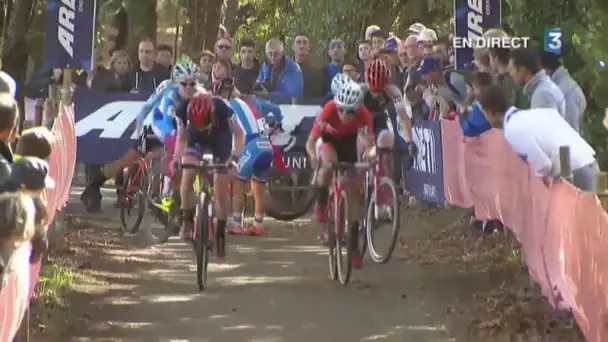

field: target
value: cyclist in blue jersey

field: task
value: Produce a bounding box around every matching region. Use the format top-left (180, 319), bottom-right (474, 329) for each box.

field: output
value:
top-left (80, 58), bottom-right (200, 212)
top-left (175, 91), bottom-right (245, 258)
top-left (213, 79), bottom-right (283, 235)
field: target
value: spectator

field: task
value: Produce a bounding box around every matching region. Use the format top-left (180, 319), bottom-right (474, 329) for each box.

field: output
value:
top-left (91, 49), bottom-right (132, 93)
top-left (198, 50), bottom-right (214, 89)
top-left (473, 48), bottom-right (492, 73)
top-left (127, 37), bottom-right (170, 93)
top-left (433, 41), bottom-right (450, 68)
top-left (509, 48), bottom-right (565, 116)
top-left (323, 39), bottom-right (345, 95)
top-left (212, 59), bottom-right (232, 83)
top-left (0, 93), bottom-right (17, 183)
top-left (488, 47), bottom-right (528, 108)
top-left (461, 71), bottom-right (493, 137)
top-left (14, 126), bottom-right (54, 159)
top-left (417, 29), bottom-right (437, 55)
top-left (255, 38), bottom-right (303, 100)
top-left (385, 37), bottom-right (400, 62)
top-left (479, 84), bottom-right (598, 192)
top-left (406, 22), bottom-right (426, 35)
top-left (233, 38), bottom-right (260, 94)
top-left (540, 51), bottom-right (586, 132)
top-left (0, 193), bottom-right (39, 272)
top-left (214, 37), bottom-right (235, 69)
top-left (417, 55), bottom-right (467, 115)
top-left (403, 35), bottom-right (423, 93)
top-left (370, 30), bottom-right (388, 57)
top-left (155, 43), bottom-right (173, 70)
top-left (365, 25), bottom-right (381, 40)
top-left (342, 58), bottom-right (361, 82)
top-left (392, 40), bottom-right (409, 90)
top-left (357, 40), bottom-right (373, 74)
top-left (292, 33), bottom-right (323, 98)
top-left (0, 72), bottom-right (16, 97)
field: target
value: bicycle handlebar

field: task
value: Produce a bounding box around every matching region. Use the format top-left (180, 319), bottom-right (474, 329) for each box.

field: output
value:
top-left (319, 162), bottom-right (372, 170)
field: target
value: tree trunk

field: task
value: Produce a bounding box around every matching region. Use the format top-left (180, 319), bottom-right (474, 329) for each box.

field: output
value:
top-left (203, 0), bottom-right (223, 49)
top-left (124, 0), bottom-right (158, 59)
top-left (2, 0), bottom-right (37, 133)
top-left (181, 0), bottom-right (207, 55)
top-left (223, 0), bottom-right (239, 36)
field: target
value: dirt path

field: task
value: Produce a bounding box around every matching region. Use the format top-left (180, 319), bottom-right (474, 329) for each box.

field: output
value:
top-left (47, 187), bottom-right (486, 342)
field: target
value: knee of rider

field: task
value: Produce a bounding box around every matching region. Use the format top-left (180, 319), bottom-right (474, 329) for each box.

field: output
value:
top-left (378, 131), bottom-right (394, 146)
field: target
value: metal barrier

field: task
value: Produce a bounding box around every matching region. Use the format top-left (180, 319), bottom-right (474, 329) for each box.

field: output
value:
top-left (0, 105), bottom-right (76, 341)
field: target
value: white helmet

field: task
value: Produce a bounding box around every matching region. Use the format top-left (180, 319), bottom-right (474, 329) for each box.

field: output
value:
top-left (331, 73), bottom-right (351, 96)
top-left (334, 81), bottom-right (363, 110)
top-left (172, 58), bottom-right (199, 82)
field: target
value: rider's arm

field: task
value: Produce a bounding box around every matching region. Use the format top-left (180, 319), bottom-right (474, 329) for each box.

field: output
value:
top-left (359, 105), bottom-right (375, 146)
top-left (386, 86), bottom-right (413, 142)
top-left (216, 99), bottom-right (244, 156)
top-left (307, 101), bottom-right (332, 159)
top-left (135, 83), bottom-right (172, 125)
top-left (175, 100), bottom-right (189, 143)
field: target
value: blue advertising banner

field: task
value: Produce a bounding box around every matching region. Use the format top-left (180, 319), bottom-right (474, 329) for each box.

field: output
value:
top-left (73, 88), bottom-right (321, 166)
top-left (44, 0), bottom-right (97, 71)
top-left (405, 121), bottom-right (445, 203)
top-left (454, 0), bottom-right (501, 69)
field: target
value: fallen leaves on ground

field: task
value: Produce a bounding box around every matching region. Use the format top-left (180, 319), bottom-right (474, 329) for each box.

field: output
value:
top-left (400, 207), bottom-right (583, 341)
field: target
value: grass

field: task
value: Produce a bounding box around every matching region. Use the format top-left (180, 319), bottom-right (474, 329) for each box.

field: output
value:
top-left (36, 263), bottom-right (74, 303)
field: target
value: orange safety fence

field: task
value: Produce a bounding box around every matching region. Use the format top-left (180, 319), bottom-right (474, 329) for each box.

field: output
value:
top-left (0, 105), bottom-right (77, 341)
top-left (441, 120), bottom-right (608, 341)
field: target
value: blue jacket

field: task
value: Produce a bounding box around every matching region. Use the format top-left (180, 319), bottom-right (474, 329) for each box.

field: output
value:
top-left (324, 62), bottom-right (342, 95)
top-left (461, 102), bottom-right (492, 137)
top-left (256, 57), bottom-right (303, 101)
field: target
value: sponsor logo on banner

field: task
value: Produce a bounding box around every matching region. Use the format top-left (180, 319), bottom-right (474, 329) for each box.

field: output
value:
top-left (406, 121), bottom-right (445, 203)
top-left (45, 0), bottom-right (97, 71)
top-left (73, 88), bottom-right (321, 165)
top-left (453, 0), bottom-right (501, 69)
top-left (545, 28), bottom-right (563, 54)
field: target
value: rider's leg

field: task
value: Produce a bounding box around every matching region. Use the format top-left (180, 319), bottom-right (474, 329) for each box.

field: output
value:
top-left (179, 153), bottom-right (199, 240)
top-left (314, 140), bottom-right (338, 223)
top-left (230, 176), bottom-right (247, 234)
top-left (336, 135), bottom-right (365, 268)
top-left (376, 129), bottom-right (395, 175)
top-left (212, 133), bottom-right (234, 258)
top-left (247, 145), bottom-right (273, 236)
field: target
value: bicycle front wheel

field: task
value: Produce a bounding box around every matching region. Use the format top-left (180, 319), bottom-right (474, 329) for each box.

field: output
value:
top-left (325, 191), bottom-right (337, 280)
top-left (195, 192), bottom-right (211, 291)
top-left (366, 176), bottom-right (400, 264)
top-left (335, 190), bottom-right (353, 285)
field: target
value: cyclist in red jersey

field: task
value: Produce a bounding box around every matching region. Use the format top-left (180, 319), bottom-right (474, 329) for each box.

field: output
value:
top-left (306, 81), bottom-right (374, 268)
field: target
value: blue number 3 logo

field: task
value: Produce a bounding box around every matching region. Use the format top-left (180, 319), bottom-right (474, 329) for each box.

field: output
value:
top-left (545, 28), bottom-right (562, 54)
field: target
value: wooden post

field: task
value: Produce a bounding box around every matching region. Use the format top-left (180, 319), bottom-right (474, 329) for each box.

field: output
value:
top-left (34, 99), bottom-right (44, 126)
top-left (12, 309), bottom-right (30, 342)
top-left (43, 84), bottom-right (60, 130)
top-left (597, 172), bottom-right (608, 211)
top-left (61, 69), bottom-right (73, 106)
top-left (559, 146), bottom-right (572, 182)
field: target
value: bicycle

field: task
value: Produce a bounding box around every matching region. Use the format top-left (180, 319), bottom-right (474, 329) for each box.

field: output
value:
top-left (119, 131), bottom-right (161, 234)
top-left (181, 158), bottom-right (229, 291)
top-left (320, 161), bottom-right (371, 286)
top-left (361, 148), bottom-right (410, 264)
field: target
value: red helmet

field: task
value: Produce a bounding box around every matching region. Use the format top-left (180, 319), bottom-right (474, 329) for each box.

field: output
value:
top-left (365, 59), bottom-right (391, 91)
top-left (188, 92), bottom-right (214, 128)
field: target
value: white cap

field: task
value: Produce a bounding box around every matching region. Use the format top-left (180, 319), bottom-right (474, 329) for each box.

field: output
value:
top-left (365, 25), bottom-right (381, 40)
top-left (417, 29), bottom-right (437, 43)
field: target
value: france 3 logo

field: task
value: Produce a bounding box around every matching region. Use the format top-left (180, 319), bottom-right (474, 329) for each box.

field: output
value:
top-left (545, 28), bottom-right (563, 54)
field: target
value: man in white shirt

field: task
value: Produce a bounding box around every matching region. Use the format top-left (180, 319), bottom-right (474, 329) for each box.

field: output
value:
top-left (478, 84), bottom-right (599, 192)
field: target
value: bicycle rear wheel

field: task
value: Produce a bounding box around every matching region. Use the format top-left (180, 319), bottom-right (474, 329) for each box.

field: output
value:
top-left (325, 192), bottom-right (337, 280)
top-left (195, 192), bottom-right (211, 291)
top-left (365, 176), bottom-right (400, 264)
top-left (119, 164), bottom-right (147, 234)
top-left (335, 190), bottom-right (352, 285)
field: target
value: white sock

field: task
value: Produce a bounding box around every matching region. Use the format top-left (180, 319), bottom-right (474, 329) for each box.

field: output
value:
top-left (162, 176), bottom-right (171, 196)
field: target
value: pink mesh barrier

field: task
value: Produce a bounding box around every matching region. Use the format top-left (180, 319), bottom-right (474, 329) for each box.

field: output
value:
top-left (441, 120), bottom-right (608, 341)
top-left (0, 105), bottom-right (76, 340)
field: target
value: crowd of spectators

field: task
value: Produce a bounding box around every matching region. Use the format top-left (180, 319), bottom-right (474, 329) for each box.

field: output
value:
top-left (0, 71), bottom-right (56, 283)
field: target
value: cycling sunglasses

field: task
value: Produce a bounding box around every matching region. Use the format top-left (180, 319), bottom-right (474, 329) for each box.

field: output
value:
top-left (180, 80), bottom-right (197, 87)
top-left (338, 107), bottom-right (357, 115)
